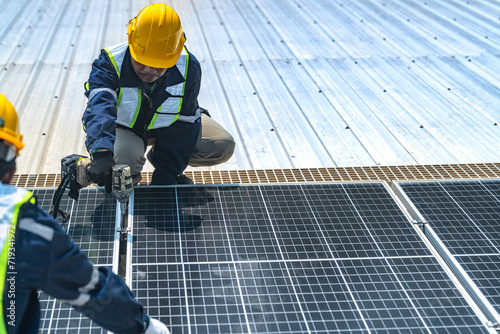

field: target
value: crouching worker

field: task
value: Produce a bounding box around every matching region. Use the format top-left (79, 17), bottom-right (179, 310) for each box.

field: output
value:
top-left (83, 3), bottom-right (235, 191)
top-left (0, 93), bottom-right (169, 333)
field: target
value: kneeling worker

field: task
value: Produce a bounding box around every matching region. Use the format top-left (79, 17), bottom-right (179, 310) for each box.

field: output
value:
top-left (83, 3), bottom-right (235, 191)
top-left (0, 93), bottom-right (169, 333)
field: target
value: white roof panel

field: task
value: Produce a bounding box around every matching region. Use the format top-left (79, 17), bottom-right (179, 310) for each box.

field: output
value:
top-left (0, 0), bottom-right (498, 175)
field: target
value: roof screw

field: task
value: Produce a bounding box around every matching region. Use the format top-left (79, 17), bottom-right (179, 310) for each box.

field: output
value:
top-left (420, 125), bottom-right (424, 128)
top-left (345, 126), bottom-right (350, 129)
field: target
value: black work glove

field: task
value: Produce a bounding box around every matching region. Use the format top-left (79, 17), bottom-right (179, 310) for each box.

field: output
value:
top-left (87, 151), bottom-right (115, 193)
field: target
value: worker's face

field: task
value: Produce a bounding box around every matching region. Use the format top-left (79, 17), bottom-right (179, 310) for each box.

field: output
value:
top-left (131, 57), bottom-right (168, 83)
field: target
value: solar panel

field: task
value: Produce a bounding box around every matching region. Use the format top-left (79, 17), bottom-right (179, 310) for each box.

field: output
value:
top-left (32, 188), bottom-right (116, 333)
top-left (131, 183), bottom-right (490, 333)
top-left (396, 180), bottom-right (500, 323)
top-left (33, 188), bottom-right (117, 266)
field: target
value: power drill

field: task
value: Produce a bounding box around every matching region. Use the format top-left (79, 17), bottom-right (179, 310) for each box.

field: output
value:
top-left (51, 154), bottom-right (133, 220)
top-left (111, 164), bottom-right (133, 215)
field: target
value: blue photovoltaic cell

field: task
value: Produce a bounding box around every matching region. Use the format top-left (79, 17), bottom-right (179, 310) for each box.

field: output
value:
top-left (456, 255), bottom-right (500, 312)
top-left (131, 183), bottom-right (488, 333)
top-left (399, 180), bottom-right (500, 315)
top-left (32, 188), bottom-right (114, 333)
top-left (33, 188), bottom-right (116, 265)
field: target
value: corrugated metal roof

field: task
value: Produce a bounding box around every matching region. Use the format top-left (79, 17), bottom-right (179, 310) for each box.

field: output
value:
top-left (1, 0), bottom-right (499, 176)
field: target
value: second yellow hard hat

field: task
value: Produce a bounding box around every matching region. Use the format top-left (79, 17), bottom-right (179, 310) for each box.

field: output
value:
top-left (0, 94), bottom-right (24, 159)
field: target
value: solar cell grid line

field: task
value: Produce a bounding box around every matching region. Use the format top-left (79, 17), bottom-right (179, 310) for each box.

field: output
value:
top-left (133, 264), bottom-right (191, 331)
top-left (457, 255), bottom-right (500, 312)
top-left (333, 184), bottom-right (436, 333)
top-left (300, 183), bottom-right (433, 258)
top-left (396, 180), bottom-right (500, 255)
top-left (132, 187), bottom-right (199, 263)
top-left (38, 289), bottom-right (106, 334)
top-left (130, 183), bottom-right (495, 333)
top-left (395, 180), bottom-right (500, 323)
top-left (32, 188), bottom-right (117, 266)
top-left (30, 188), bottom-right (118, 333)
top-left (216, 185), bottom-right (283, 262)
top-left (249, 182), bottom-right (493, 333)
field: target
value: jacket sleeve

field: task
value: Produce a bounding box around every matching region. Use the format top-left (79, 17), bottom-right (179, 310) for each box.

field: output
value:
top-left (82, 49), bottom-right (120, 154)
top-left (16, 203), bottom-right (148, 334)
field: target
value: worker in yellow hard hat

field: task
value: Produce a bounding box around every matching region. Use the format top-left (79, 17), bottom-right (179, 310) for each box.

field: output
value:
top-left (0, 94), bottom-right (23, 181)
top-left (83, 3), bottom-right (235, 191)
top-left (0, 93), bottom-right (169, 333)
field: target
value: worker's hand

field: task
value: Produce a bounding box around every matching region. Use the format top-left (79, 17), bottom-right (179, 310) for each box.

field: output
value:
top-left (145, 317), bottom-right (171, 334)
top-left (87, 150), bottom-right (115, 193)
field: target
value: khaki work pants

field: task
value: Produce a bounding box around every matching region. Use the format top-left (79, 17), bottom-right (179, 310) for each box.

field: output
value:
top-left (114, 114), bottom-right (235, 183)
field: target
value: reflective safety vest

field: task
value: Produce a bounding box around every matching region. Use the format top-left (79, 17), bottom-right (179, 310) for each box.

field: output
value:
top-left (104, 42), bottom-right (194, 130)
top-left (0, 186), bottom-right (34, 331)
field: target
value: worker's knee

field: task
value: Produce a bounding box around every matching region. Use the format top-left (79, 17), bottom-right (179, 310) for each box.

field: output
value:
top-left (114, 128), bottom-right (146, 175)
top-left (189, 137), bottom-right (235, 167)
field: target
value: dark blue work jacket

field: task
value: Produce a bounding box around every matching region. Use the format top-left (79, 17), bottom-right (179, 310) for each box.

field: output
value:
top-left (1, 184), bottom-right (148, 333)
top-left (82, 44), bottom-right (202, 155)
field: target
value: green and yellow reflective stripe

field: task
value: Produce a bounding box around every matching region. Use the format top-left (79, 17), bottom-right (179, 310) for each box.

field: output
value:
top-left (147, 48), bottom-right (189, 130)
top-left (105, 47), bottom-right (123, 107)
top-left (129, 90), bottom-right (142, 128)
top-left (104, 48), bottom-right (120, 79)
top-left (0, 192), bottom-right (34, 332)
top-left (174, 48), bottom-right (190, 118)
top-left (147, 109), bottom-right (159, 130)
top-left (116, 88), bottom-right (124, 107)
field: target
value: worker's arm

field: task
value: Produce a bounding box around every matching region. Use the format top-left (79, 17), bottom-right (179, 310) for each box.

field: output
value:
top-left (82, 49), bottom-right (120, 154)
top-left (15, 202), bottom-right (163, 334)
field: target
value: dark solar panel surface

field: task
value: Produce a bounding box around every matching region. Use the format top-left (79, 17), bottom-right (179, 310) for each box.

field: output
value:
top-left (33, 188), bottom-right (113, 333)
top-left (33, 188), bottom-right (116, 266)
top-left (399, 180), bottom-right (500, 315)
top-left (131, 183), bottom-right (488, 333)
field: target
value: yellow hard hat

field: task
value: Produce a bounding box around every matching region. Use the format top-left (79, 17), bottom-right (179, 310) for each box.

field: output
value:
top-left (128, 3), bottom-right (186, 69)
top-left (0, 94), bottom-right (24, 160)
